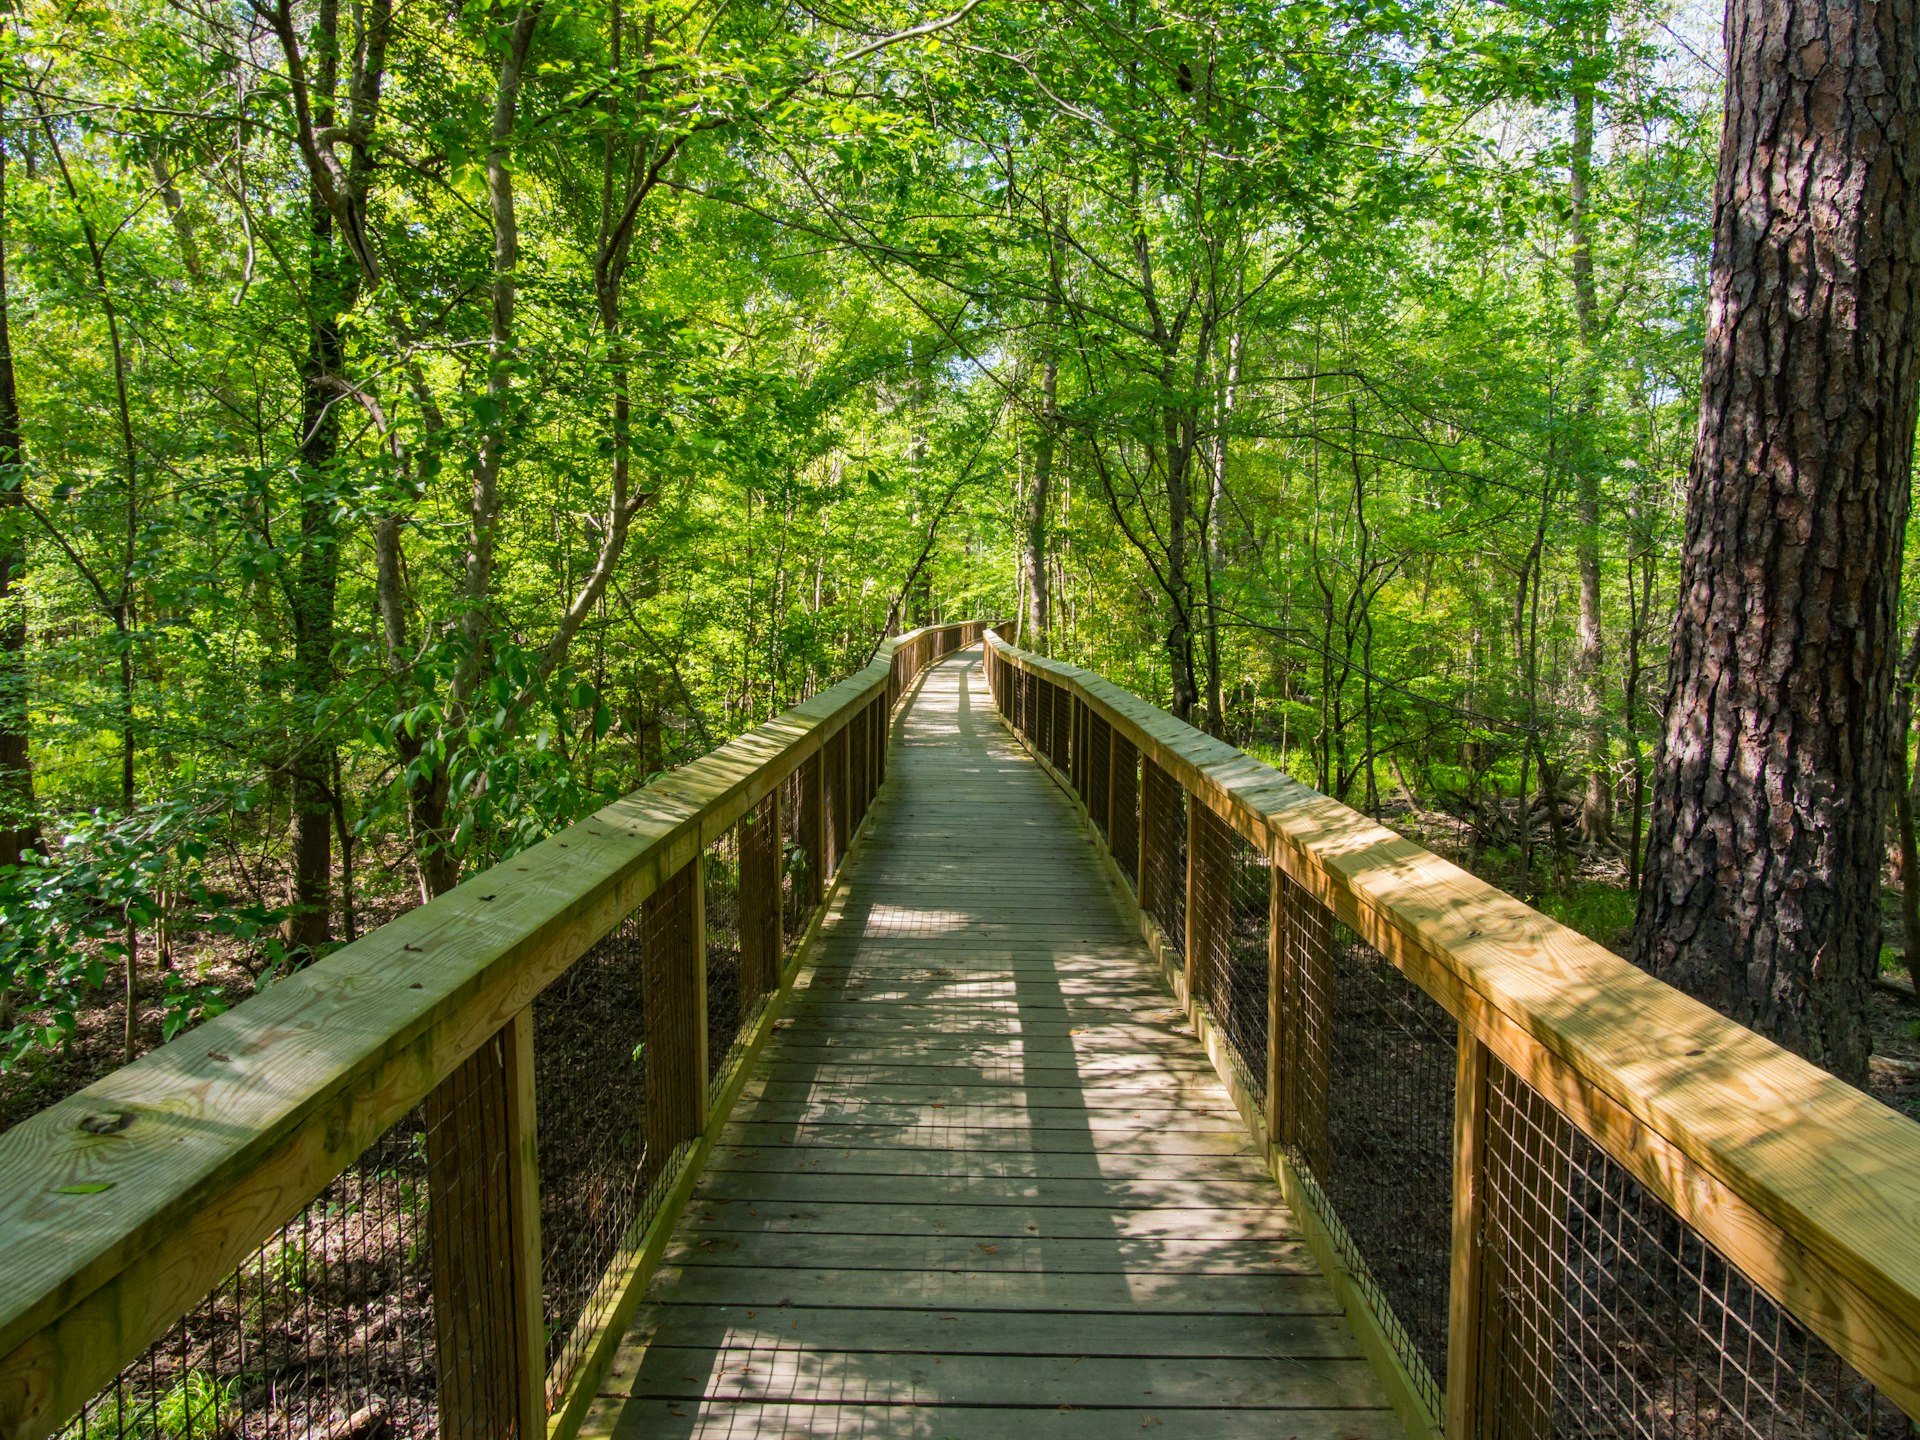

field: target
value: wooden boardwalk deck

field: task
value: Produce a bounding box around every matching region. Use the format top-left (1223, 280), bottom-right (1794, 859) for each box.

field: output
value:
top-left (588, 649), bottom-right (1396, 1439)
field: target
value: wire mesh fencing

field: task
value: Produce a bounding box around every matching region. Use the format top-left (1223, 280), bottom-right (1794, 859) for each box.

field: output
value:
top-left (534, 912), bottom-right (646, 1404)
top-left (641, 857), bottom-right (703, 1191)
top-left (1050, 683), bottom-right (1072, 771)
top-left (1111, 734), bottom-right (1140, 888)
top-left (66, 1110), bottom-right (439, 1440)
top-left (822, 726), bottom-right (847, 879)
top-left (1472, 1060), bottom-right (1911, 1440)
top-left (1140, 757), bottom-right (1187, 957)
top-left (739, 791), bottom-right (783, 1011)
top-left (1188, 802), bottom-right (1269, 1109)
top-left (1087, 713), bottom-right (1112, 842)
top-left (704, 826), bottom-right (745, 1089)
top-left (1275, 868), bottom-right (1455, 1413)
top-left (782, 759), bottom-right (820, 954)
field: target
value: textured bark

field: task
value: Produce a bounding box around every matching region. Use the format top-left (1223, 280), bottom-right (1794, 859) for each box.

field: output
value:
top-left (286, 135), bottom-right (348, 951)
top-left (1894, 623), bottom-right (1920, 993)
top-left (1632, 0), bottom-right (1920, 1084)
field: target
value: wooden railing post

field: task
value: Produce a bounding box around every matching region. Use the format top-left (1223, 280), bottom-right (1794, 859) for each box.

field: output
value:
top-left (1446, 1030), bottom-right (1491, 1440)
top-left (1266, 860), bottom-right (1285, 1142)
top-left (1475, 1061), bottom-right (1568, 1440)
top-left (425, 1011), bottom-right (546, 1440)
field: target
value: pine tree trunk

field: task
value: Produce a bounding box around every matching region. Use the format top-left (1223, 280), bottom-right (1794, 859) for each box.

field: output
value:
top-left (1632, 0), bottom-right (1920, 1084)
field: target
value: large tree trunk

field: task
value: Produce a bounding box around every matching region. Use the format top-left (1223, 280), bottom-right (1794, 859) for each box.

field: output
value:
top-left (1631, 0), bottom-right (1920, 1085)
top-left (0, 132), bottom-right (38, 871)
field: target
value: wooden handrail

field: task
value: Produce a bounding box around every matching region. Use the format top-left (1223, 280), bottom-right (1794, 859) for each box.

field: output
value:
top-left (984, 627), bottom-right (1920, 1429)
top-left (0, 618), bottom-right (994, 1440)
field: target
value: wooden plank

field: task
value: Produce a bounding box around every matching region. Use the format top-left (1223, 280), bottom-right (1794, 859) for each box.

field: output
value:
top-left (715, 1121), bottom-right (1254, 1156)
top-left (504, 1007), bottom-right (547, 1440)
top-left (636, 1263), bottom-right (1341, 1313)
top-left (620, 1348), bottom-right (1387, 1409)
top-left (657, 1229), bottom-right (1317, 1275)
top-left (689, 1171), bottom-right (1282, 1209)
top-left (426, 1025), bottom-right (523, 1440)
top-left (621, 1303), bottom-right (1358, 1357)
top-left (728, 1097), bottom-right (1240, 1127)
top-left (1445, 1030), bottom-right (1490, 1440)
top-left (681, 1200), bottom-right (1301, 1240)
top-left (598, 1399), bottom-right (1403, 1440)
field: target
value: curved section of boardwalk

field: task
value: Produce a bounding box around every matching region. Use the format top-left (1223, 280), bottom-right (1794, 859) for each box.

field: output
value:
top-left (590, 649), bottom-right (1395, 1439)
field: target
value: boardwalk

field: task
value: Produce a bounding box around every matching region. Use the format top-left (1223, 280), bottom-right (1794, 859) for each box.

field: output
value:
top-left (588, 650), bottom-right (1395, 1439)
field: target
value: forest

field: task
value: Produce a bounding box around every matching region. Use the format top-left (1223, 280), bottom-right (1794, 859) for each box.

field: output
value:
top-left (0, 0), bottom-right (1915, 1119)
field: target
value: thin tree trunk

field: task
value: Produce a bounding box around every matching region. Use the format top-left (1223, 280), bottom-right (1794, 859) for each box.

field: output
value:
top-left (0, 127), bottom-right (38, 869)
top-left (1026, 342), bottom-right (1056, 653)
top-left (1632, 0), bottom-right (1920, 1084)
top-left (1201, 329), bottom-right (1241, 737)
top-left (1570, 15), bottom-right (1611, 844)
top-left (285, 0), bottom-right (352, 951)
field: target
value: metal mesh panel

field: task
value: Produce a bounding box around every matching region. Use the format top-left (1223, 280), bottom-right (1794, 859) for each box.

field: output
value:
top-left (420, 1037), bottom-right (530, 1440)
top-left (1111, 734), bottom-right (1140, 887)
top-left (642, 859), bottom-right (702, 1185)
top-left (782, 761), bottom-right (818, 954)
top-left (739, 791), bottom-right (783, 1007)
top-left (704, 826), bottom-right (744, 1087)
top-left (535, 913), bottom-right (646, 1402)
top-left (1474, 1060), bottom-right (1912, 1440)
top-left (847, 707), bottom-right (870, 833)
top-left (823, 727), bottom-right (847, 878)
top-left (1079, 701), bottom-right (1093, 799)
top-left (1140, 758), bottom-right (1186, 955)
top-left (1088, 713), bottom-right (1112, 840)
top-left (1276, 870), bottom-right (1454, 1412)
top-left (1190, 804), bottom-right (1269, 1109)
top-left (69, 1112), bottom-right (439, 1440)
top-left (1051, 683), bottom-right (1071, 771)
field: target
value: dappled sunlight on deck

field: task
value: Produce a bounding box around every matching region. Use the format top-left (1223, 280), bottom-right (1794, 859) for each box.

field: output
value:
top-left (583, 651), bottom-right (1393, 1439)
